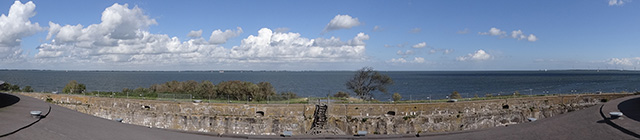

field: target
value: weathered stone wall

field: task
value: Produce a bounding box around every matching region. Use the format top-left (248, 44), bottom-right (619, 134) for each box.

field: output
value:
top-left (21, 93), bottom-right (629, 135)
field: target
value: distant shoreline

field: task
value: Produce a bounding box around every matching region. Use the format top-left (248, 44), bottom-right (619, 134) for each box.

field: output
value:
top-left (1, 69), bottom-right (639, 72)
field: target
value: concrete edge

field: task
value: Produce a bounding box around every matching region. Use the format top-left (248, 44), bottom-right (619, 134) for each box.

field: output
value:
top-left (599, 95), bottom-right (640, 138)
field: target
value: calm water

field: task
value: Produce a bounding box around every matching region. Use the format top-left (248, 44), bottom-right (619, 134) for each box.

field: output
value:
top-left (1, 70), bottom-right (639, 100)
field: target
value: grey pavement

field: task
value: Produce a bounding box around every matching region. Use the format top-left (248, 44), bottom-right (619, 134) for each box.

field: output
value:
top-left (0, 92), bottom-right (238, 140)
top-left (2, 92), bottom-right (640, 140)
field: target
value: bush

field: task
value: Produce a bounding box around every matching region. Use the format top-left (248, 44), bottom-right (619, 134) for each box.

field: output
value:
top-left (63, 80), bottom-right (85, 94)
top-left (392, 93), bottom-right (402, 102)
top-left (22, 86), bottom-right (33, 92)
top-left (333, 91), bottom-right (350, 98)
top-left (450, 91), bottom-right (462, 99)
top-left (0, 82), bottom-right (21, 91)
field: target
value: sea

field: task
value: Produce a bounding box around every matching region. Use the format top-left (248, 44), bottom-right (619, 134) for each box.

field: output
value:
top-left (1, 70), bottom-right (639, 100)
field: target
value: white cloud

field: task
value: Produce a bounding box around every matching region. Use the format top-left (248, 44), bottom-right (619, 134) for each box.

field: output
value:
top-left (413, 57), bottom-right (425, 63)
top-left (443, 49), bottom-right (454, 54)
top-left (609, 0), bottom-right (630, 6)
top-left (410, 28), bottom-right (422, 33)
top-left (389, 58), bottom-right (407, 63)
top-left (527, 34), bottom-right (538, 42)
top-left (187, 30), bottom-right (202, 38)
top-left (0, 1), bottom-right (42, 59)
top-left (479, 27), bottom-right (506, 36)
top-left (511, 30), bottom-right (537, 42)
top-left (209, 27), bottom-right (243, 44)
top-left (412, 42), bottom-right (427, 48)
top-left (396, 50), bottom-right (414, 56)
top-left (430, 48), bottom-right (454, 54)
top-left (457, 49), bottom-right (492, 61)
top-left (372, 25), bottom-right (382, 32)
top-left (607, 57), bottom-right (640, 66)
top-left (348, 33), bottom-right (369, 46)
top-left (481, 27), bottom-right (537, 42)
top-left (36, 4), bottom-right (369, 68)
top-left (511, 30), bottom-right (525, 39)
top-left (387, 57), bottom-right (425, 64)
top-left (323, 14), bottom-right (361, 32)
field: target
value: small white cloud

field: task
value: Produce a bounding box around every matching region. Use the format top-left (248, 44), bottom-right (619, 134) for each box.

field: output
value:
top-left (511, 30), bottom-right (525, 39)
top-left (479, 27), bottom-right (506, 36)
top-left (410, 28), bottom-right (422, 33)
top-left (396, 50), bottom-right (414, 56)
top-left (388, 57), bottom-right (425, 63)
top-left (527, 34), bottom-right (538, 42)
top-left (209, 27), bottom-right (243, 44)
top-left (389, 58), bottom-right (407, 63)
top-left (443, 49), bottom-right (454, 54)
top-left (457, 49), bottom-right (492, 61)
top-left (412, 42), bottom-right (427, 48)
top-left (511, 29), bottom-right (537, 42)
top-left (323, 14), bottom-right (361, 32)
top-left (482, 27), bottom-right (537, 42)
top-left (609, 0), bottom-right (630, 6)
top-left (457, 28), bottom-right (469, 34)
top-left (372, 25), bottom-right (382, 32)
top-left (607, 57), bottom-right (640, 66)
top-left (413, 57), bottom-right (425, 63)
top-left (187, 30), bottom-right (203, 38)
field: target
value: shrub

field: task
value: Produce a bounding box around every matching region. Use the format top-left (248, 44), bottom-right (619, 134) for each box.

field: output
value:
top-left (22, 86), bottom-right (34, 92)
top-left (392, 92), bottom-right (402, 102)
top-left (450, 91), bottom-right (462, 99)
top-left (63, 80), bottom-right (85, 94)
top-left (333, 91), bottom-right (350, 98)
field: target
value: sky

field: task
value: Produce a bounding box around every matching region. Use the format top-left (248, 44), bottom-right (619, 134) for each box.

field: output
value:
top-left (0, 0), bottom-right (639, 71)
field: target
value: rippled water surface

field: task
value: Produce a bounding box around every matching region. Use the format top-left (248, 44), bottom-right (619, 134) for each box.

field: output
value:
top-left (2, 70), bottom-right (639, 100)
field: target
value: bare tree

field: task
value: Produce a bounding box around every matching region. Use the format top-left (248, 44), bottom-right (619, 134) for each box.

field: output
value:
top-left (346, 67), bottom-right (393, 101)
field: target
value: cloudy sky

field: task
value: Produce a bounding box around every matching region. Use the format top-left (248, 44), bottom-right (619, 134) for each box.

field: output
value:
top-left (0, 0), bottom-right (638, 71)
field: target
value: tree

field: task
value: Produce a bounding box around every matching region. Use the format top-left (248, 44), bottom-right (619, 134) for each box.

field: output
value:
top-left (450, 91), bottom-right (462, 99)
top-left (392, 92), bottom-right (402, 102)
top-left (346, 67), bottom-right (394, 101)
top-left (0, 82), bottom-right (10, 91)
top-left (63, 80), bottom-right (86, 94)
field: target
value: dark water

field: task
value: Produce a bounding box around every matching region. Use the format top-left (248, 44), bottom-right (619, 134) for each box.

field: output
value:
top-left (1, 70), bottom-right (639, 100)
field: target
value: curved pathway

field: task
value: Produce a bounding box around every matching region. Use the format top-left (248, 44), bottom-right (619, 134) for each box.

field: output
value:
top-left (0, 93), bottom-right (237, 140)
top-left (2, 92), bottom-right (640, 139)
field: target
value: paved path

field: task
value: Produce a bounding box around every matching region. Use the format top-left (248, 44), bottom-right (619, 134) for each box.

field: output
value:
top-left (0, 93), bottom-right (237, 140)
top-left (415, 95), bottom-right (640, 140)
top-left (3, 92), bottom-right (640, 140)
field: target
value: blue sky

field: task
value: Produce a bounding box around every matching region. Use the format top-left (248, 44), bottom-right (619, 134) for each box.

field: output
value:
top-left (0, 0), bottom-right (638, 71)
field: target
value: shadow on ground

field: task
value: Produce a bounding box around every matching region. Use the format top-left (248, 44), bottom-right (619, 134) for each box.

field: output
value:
top-left (618, 97), bottom-right (640, 122)
top-left (0, 93), bottom-right (20, 109)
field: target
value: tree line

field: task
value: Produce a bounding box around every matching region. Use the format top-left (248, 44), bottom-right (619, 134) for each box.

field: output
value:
top-left (116, 80), bottom-right (297, 101)
top-left (0, 82), bottom-right (34, 92)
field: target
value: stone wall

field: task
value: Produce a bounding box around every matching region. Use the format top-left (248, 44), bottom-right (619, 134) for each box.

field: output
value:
top-left (21, 93), bottom-right (629, 135)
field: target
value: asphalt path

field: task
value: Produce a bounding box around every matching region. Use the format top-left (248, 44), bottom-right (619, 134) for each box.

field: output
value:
top-left (0, 93), bottom-right (237, 140)
top-left (414, 95), bottom-right (640, 140)
top-left (2, 92), bottom-right (639, 140)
